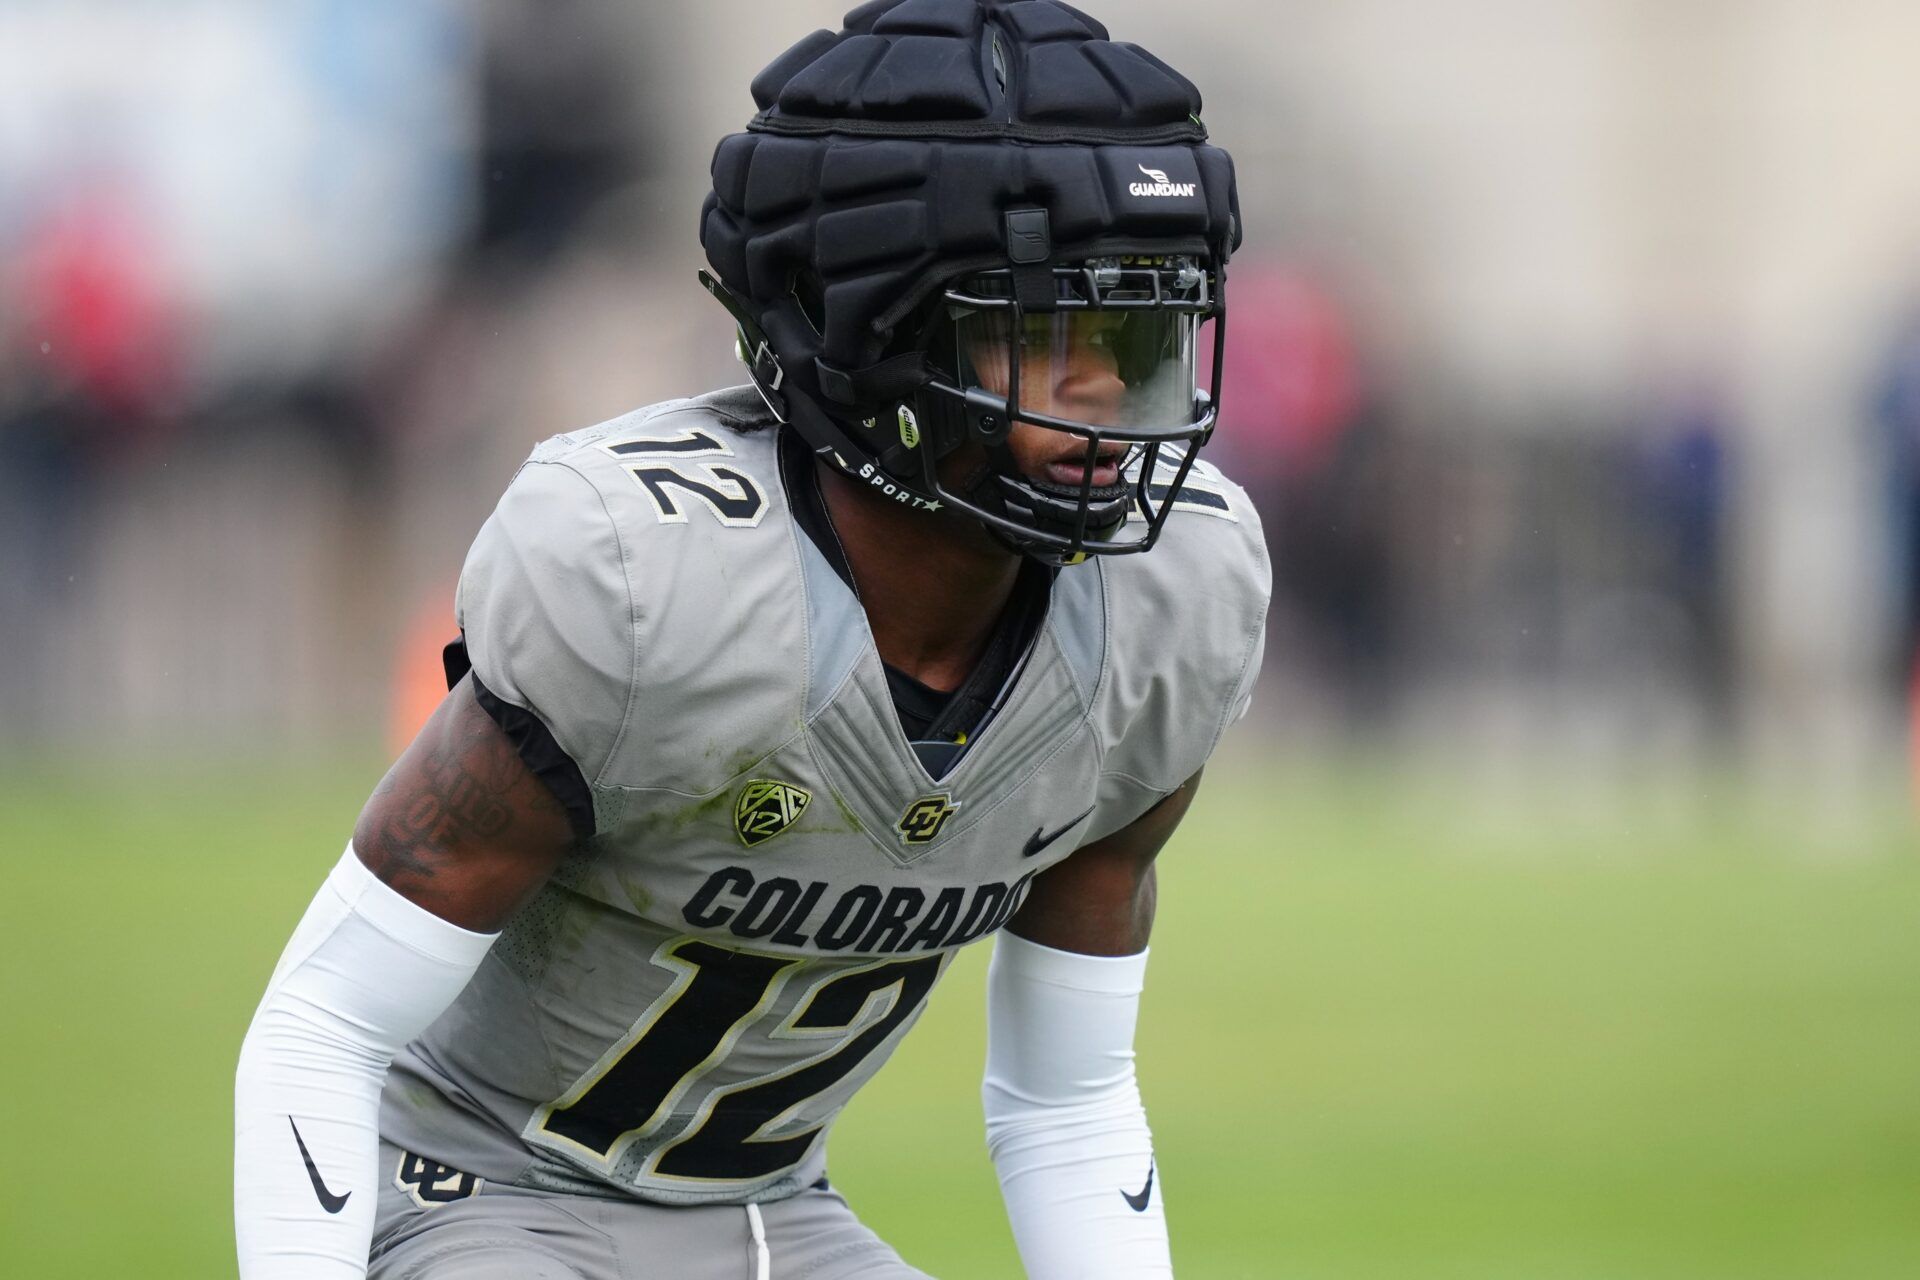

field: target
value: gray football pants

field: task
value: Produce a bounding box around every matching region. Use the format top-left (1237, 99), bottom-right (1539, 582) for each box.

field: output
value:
top-left (368, 1144), bottom-right (934, 1280)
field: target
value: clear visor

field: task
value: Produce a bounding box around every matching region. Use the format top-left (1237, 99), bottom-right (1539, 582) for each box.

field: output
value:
top-left (951, 306), bottom-right (1198, 433)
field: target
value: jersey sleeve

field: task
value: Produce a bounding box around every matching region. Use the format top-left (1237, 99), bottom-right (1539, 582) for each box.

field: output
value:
top-left (454, 459), bottom-right (634, 820)
top-left (1084, 462), bottom-right (1271, 841)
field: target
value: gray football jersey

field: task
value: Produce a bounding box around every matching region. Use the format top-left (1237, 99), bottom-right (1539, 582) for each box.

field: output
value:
top-left (380, 386), bottom-right (1269, 1206)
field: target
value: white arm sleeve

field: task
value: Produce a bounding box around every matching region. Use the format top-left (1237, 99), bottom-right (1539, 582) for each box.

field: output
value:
top-left (983, 931), bottom-right (1171, 1280)
top-left (234, 846), bottom-right (497, 1278)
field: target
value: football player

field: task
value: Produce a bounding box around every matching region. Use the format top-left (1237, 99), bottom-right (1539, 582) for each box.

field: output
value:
top-left (234, 2), bottom-right (1268, 1277)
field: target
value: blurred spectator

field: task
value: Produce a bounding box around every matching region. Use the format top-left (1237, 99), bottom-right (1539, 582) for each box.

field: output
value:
top-left (1210, 263), bottom-right (1362, 485)
top-left (1630, 378), bottom-right (1732, 724)
top-left (472, 2), bottom-right (654, 263)
top-left (0, 178), bottom-right (188, 736)
top-left (1209, 261), bottom-right (1396, 723)
top-left (1873, 305), bottom-right (1920, 689)
top-left (12, 183), bottom-right (186, 440)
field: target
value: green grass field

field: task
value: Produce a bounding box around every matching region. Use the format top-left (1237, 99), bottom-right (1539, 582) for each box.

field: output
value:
top-left (3, 750), bottom-right (1917, 1278)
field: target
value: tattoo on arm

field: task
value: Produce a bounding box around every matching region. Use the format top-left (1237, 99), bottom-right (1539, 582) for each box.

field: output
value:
top-left (364, 749), bottom-right (512, 884)
top-left (352, 680), bottom-right (575, 922)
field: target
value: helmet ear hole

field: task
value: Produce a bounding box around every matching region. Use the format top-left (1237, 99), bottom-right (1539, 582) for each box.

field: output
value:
top-left (905, 298), bottom-right (957, 369)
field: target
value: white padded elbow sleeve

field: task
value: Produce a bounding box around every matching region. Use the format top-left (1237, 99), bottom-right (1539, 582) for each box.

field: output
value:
top-left (983, 931), bottom-right (1171, 1279)
top-left (234, 846), bottom-right (496, 1279)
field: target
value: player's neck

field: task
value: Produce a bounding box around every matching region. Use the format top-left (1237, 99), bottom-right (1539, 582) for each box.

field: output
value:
top-left (817, 463), bottom-right (1022, 694)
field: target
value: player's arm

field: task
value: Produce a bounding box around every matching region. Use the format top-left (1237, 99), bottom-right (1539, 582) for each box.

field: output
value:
top-left (983, 771), bottom-right (1201, 1279)
top-left (1004, 770), bottom-right (1198, 955)
top-left (233, 677), bottom-right (575, 1279)
top-left (352, 673), bottom-right (577, 929)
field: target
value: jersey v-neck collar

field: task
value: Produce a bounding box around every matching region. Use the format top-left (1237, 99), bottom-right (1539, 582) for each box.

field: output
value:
top-left (777, 429), bottom-right (1051, 779)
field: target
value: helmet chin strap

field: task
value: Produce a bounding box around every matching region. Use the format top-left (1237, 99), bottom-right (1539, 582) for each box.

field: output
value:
top-left (971, 432), bottom-right (1132, 564)
top-left (698, 270), bottom-right (789, 423)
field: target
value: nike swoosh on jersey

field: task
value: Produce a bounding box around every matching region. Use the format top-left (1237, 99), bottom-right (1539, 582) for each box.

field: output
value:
top-left (1021, 804), bottom-right (1096, 858)
top-left (289, 1118), bottom-right (351, 1214)
top-left (1121, 1158), bottom-right (1155, 1212)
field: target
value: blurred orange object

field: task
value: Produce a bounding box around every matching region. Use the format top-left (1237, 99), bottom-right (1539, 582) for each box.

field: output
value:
top-left (388, 584), bottom-right (457, 756)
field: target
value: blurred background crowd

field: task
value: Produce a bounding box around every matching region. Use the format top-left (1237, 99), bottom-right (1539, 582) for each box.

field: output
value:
top-left (5, 0), bottom-right (1920, 806)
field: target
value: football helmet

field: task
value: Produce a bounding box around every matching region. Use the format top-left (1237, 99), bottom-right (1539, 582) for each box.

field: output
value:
top-left (699, 0), bottom-right (1240, 564)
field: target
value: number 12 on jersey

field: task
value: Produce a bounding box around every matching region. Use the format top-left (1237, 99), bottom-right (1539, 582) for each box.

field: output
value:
top-left (529, 937), bottom-right (944, 1188)
top-left (604, 431), bottom-right (769, 527)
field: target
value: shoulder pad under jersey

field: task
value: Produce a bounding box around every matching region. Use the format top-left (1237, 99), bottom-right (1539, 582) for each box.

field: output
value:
top-left (455, 388), bottom-right (785, 813)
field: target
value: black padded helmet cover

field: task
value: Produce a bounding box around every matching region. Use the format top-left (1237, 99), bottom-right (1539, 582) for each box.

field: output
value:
top-left (700, 0), bottom-right (1240, 554)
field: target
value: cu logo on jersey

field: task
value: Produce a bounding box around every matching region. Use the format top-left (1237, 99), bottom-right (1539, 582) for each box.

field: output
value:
top-left (734, 779), bottom-right (812, 848)
top-left (896, 794), bottom-right (959, 845)
top-left (394, 1150), bottom-right (481, 1208)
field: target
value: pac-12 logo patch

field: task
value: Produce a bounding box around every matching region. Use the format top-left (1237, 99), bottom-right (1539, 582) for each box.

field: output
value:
top-left (897, 794), bottom-right (959, 845)
top-left (735, 779), bottom-right (812, 848)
